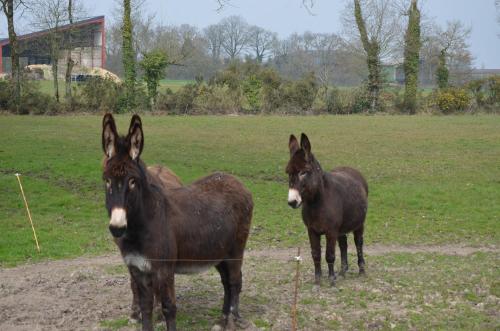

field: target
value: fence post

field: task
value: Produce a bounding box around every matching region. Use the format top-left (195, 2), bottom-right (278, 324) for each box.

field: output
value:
top-left (15, 174), bottom-right (41, 252)
top-left (291, 247), bottom-right (301, 331)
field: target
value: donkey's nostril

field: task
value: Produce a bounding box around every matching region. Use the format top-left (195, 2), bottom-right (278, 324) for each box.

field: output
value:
top-left (288, 200), bottom-right (298, 208)
top-left (109, 225), bottom-right (126, 238)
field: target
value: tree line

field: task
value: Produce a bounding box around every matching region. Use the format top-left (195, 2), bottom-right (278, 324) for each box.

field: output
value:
top-left (0, 0), bottom-right (483, 114)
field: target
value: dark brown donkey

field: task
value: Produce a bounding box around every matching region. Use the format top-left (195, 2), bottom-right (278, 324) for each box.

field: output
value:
top-left (103, 157), bottom-right (183, 322)
top-left (131, 166), bottom-right (182, 321)
top-left (101, 114), bottom-right (253, 331)
top-left (286, 133), bottom-right (368, 286)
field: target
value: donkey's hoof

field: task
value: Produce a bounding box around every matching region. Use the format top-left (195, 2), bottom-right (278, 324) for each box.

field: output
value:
top-left (154, 309), bottom-right (164, 321)
top-left (224, 314), bottom-right (237, 331)
top-left (235, 316), bottom-right (251, 329)
top-left (328, 275), bottom-right (337, 287)
top-left (129, 310), bottom-right (141, 323)
top-left (211, 325), bottom-right (224, 331)
top-left (314, 275), bottom-right (321, 285)
top-left (339, 265), bottom-right (349, 277)
top-left (128, 316), bottom-right (140, 324)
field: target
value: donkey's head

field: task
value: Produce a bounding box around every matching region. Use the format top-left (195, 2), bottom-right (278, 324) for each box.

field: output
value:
top-left (285, 133), bottom-right (323, 208)
top-left (101, 113), bottom-right (146, 238)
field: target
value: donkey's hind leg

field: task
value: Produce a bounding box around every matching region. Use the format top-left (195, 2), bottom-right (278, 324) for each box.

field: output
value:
top-left (216, 262), bottom-right (231, 317)
top-left (157, 270), bottom-right (177, 331)
top-left (354, 227), bottom-right (366, 275)
top-left (224, 259), bottom-right (250, 330)
top-left (338, 234), bottom-right (349, 277)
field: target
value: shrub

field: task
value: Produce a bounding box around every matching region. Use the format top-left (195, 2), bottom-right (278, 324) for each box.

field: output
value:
top-left (326, 87), bottom-right (370, 114)
top-left (260, 68), bottom-right (282, 112)
top-left (433, 87), bottom-right (471, 114)
top-left (155, 88), bottom-right (176, 113)
top-left (283, 72), bottom-right (318, 112)
top-left (194, 84), bottom-right (239, 114)
top-left (485, 76), bottom-right (500, 105)
top-left (241, 74), bottom-right (262, 112)
top-left (467, 78), bottom-right (486, 107)
top-left (172, 83), bottom-right (199, 114)
top-left (79, 77), bottom-right (123, 113)
top-left (0, 79), bottom-right (12, 110)
top-left (19, 81), bottom-right (60, 114)
top-left (292, 73), bottom-right (318, 111)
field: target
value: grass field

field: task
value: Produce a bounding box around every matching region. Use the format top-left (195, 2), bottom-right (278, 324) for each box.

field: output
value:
top-left (0, 115), bottom-right (499, 329)
top-left (1, 115), bottom-right (499, 265)
top-left (36, 78), bottom-right (193, 96)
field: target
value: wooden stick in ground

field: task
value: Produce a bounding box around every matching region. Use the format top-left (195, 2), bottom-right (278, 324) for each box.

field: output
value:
top-left (291, 247), bottom-right (301, 331)
top-left (15, 173), bottom-right (41, 252)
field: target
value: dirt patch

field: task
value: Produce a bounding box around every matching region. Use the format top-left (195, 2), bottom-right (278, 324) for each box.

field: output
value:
top-left (0, 244), bottom-right (497, 331)
top-left (247, 243), bottom-right (499, 260)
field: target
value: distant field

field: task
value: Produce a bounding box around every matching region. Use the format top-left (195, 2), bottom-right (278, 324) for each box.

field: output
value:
top-left (1, 115), bottom-right (499, 266)
top-left (159, 79), bottom-right (194, 92)
top-left (35, 78), bottom-right (193, 96)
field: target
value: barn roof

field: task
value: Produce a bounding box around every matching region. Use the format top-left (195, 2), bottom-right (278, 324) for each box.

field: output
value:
top-left (0, 16), bottom-right (105, 45)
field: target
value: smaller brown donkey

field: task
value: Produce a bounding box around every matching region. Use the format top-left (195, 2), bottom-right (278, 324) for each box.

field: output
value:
top-left (101, 114), bottom-right (253, 331)
top-left (286, 133), bottom-right (368, 286)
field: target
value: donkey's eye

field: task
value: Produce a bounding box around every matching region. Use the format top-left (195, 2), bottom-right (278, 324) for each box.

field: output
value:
top-left (299, 171), bottom-right (308, 179)
top-left (129, 178), bottom-right (136, 189)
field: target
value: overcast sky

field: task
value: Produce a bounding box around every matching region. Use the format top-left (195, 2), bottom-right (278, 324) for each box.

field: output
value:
top-left (2, 0), bottom-right (499, 68)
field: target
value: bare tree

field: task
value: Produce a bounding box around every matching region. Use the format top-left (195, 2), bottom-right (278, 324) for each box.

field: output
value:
top-left (435, 20), bottom-right (472, 86)
top-left (28, 0), bottom-right (84, 102)
top-left (64, 0), bottom-right (73, 101)
top-left (343, 0), bottom-right (403, 111)
top-left (219, 15), bottom-right (249, 60)
top-left (0, 0), bottom-right (26, 111)
top-left (311, 33), bottom-right (343, 89)
top-left (204, 23), bottom-right (223, 61)
top-left (496, 0), bottom-right (500, 29)
top-left (247, 25), bottom-right (277, 63)
top-left (63, 0), bottom-right (85, 101)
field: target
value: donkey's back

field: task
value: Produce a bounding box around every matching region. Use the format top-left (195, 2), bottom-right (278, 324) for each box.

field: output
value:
top-left (331, 166), bottom-right (368, 197)
top-left (329, 166), bottom-right (368, 235)
top-left (166, 172), bottom-right (253, 265)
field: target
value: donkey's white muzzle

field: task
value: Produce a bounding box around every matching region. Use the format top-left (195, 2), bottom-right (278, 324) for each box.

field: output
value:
top-left (109, 207), bottom-right (127, 228)
top-left (288, 189), bottom-right (302, 208)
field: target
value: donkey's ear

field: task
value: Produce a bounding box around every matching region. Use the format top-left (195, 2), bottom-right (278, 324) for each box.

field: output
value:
top-left (102, 113), bottom-right (118, 159)
top-left (289, 134), bottom-right (300, 157)
top-left (127, 115), bottom-right (144, 160)
top-left (300, 133), bottom-right (311, 155)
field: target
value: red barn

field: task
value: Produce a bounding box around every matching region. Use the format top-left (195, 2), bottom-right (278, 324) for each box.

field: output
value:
top-left (0, 16), bottom-right (105, 74)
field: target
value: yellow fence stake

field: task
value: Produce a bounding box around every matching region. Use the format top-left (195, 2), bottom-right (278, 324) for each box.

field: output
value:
top-left (15, 173), bottom-right (41, 253)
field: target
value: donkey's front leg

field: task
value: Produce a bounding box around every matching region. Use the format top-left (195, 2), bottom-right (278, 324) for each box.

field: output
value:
top-left (130, 268), bottom-right (154, 331)
top-left (129, 271), bottom-right (141, 322)
top-left (325, 232), bottom-right (338, 286)
top-left (157, 268), bottom-right (177, 331)
top-left (307, 228), bottom-right (322, 285)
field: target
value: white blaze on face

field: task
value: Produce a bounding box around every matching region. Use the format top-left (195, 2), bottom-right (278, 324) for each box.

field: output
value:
top-left (288, 188), bottom-right (302, 205)
top-left (109, 207), bottom-right (127, 228)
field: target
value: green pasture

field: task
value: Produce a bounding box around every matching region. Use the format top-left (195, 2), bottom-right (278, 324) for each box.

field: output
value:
top-left (1, 115), bottom-right (499, 266)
